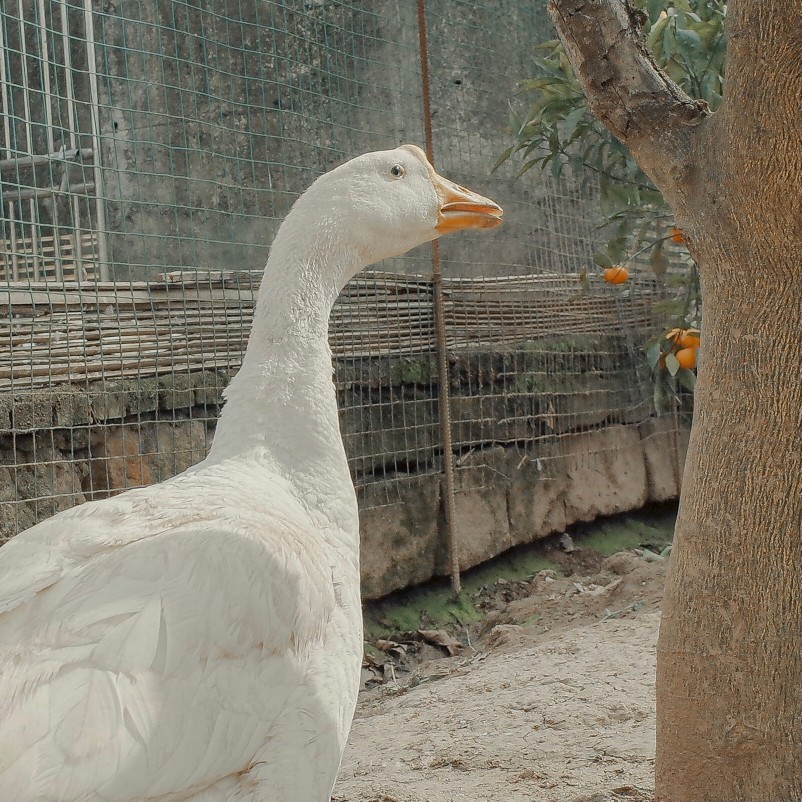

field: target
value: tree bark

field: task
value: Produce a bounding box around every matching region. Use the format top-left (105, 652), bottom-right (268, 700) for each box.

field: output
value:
top-left (548, 1), bottom-right (802, 800)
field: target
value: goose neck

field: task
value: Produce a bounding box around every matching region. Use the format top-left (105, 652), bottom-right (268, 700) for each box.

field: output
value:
top-left (203, 228), bottom-right (361, 529)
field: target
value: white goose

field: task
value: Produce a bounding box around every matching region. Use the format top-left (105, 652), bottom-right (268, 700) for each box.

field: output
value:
top-left (0, 145), bottom-right (502, 802)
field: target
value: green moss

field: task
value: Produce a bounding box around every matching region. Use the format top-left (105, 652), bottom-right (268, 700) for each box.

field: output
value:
top-left (363, 643), bottom-right (383, 660)
top-left (460, 550), bottom-right (560, 593)
top-left (363, 547), bottom-right (562, 639)
top-left (389, 358), bottom-right (434, 386)
top-left (363, 504), bottom-right (677, 641)
top-left (363, 584), bottom-right (484, 640)
top-left (572, 508), bottom-right (676, 555)
top-left (511, 374), bottom-right (545, 393)
top-left (521, 335), bottom-right (608, 354)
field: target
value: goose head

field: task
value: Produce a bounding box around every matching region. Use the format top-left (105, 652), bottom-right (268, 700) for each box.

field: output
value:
top-left (285, 144), bottom-right (503, 278)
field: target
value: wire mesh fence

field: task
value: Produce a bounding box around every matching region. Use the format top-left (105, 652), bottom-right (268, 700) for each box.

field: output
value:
top-left (0, 1), bottom-right (687, 552)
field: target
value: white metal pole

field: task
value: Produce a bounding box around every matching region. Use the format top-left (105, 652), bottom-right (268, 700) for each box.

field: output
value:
top-left (0, 12), bottom-right (19, 281)
top-left (36, 0), bottom-right (69, 280)
top-left (82, 0), bottom-right (109, 281)
top-left (59, 0), bottom-right (87, 281)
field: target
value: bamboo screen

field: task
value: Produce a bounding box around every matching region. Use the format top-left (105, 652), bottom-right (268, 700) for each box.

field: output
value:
top-left (0, 1), bottom-right (676, 543)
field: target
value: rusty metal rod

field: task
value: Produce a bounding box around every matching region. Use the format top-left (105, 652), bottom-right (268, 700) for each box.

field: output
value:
top-left (416, 0), bottom-right (461, 596)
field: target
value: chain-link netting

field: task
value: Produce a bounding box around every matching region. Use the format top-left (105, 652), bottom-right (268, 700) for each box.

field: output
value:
top-left (0, 0), bottom-right (686, 547)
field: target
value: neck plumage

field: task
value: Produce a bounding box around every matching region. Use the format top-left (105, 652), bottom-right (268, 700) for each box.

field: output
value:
top-left (204, 214), bottom-right (363, 529)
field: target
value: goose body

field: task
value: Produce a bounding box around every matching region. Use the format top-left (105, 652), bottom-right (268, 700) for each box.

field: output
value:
top-left (0, 145), bottom-right (501, 801)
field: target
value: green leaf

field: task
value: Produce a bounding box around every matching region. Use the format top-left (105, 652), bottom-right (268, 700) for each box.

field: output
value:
top-left (568, 153), bottom-right (584, 175)
top-left (639, 189), bottom-right (665, 206)
top-left (607, 236), bottom-right (628, 263)
top-left (532, 56), bottom-right (567, 79)
top-left (547, 125), bottom-right (561, 156)
top-left (674, 27), bottom-right (704, 57)
top-left (645, 340), bottom-right (662, 369)
top-left (517, 158), bottom-right (541, 177)
top-left (592, 250), bottom-right (614, 268)
top-left (562, 105), bottom-right (586, 142)
top-left (646, 0), bottom-right (665, 24)
top-left (492, 145), bottom-right (516, 172)
top-left (665, 352), bottom-right (681, 376)
top-left (653, 299), bottom-right (685, 315)
top-left (700, 71), bottom-right (723, 108)
top-left (517, 77), bottom-right (558, 93)
top-left (662, 22), bottom-right (674, 61)
top-left (676, 368), bottom-right (697, 393)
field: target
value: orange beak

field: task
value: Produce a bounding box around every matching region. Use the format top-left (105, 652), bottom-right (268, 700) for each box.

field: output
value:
top-left (430, 172), bottom-right (503, 234)
top-left (397, 145), bottom-right (503, 234)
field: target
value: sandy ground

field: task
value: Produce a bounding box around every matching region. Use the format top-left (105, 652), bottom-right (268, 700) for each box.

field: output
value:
top-left (334, 550), bottom-right (666, 802)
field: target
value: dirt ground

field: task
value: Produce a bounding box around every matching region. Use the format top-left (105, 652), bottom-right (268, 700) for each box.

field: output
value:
top-left (334, 538), bottom-right (670, 802)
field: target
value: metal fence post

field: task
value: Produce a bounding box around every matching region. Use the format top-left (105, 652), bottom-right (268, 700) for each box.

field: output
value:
top-left (416, 0), bottom-right (461, 596)
top-left (82, 0), bottom-right (109, 281)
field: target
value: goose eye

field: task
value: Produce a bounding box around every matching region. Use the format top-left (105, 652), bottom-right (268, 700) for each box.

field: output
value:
top-left (390, 164), bottom-right (405, 178)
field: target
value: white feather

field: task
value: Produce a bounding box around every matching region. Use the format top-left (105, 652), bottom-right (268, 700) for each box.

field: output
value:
top-left (0, 145), bottom-right (501, 801)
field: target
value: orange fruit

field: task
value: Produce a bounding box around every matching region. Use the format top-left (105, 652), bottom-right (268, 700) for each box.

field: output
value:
top-left (603, 266), bottom-right (629, 285)
top-left (665, 328), bottom-right (700, 348)
top-left (670, 226), bottom-right (685, 244)
top-left (675, 347), bottom-right (697, 369)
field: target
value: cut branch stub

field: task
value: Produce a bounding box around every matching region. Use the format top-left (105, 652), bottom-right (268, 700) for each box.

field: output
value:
top-left (548, 0), bottom-right (709, 200)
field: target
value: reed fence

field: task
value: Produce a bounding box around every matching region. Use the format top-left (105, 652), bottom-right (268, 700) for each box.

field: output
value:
top-left (0, 271), bottom-right (657, 392)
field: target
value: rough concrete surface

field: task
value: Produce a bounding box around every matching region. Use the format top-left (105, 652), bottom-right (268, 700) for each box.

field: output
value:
top-left (360, 418), bottom-right (688, 598)
top-left (1, 354), bottom-right (689, 600)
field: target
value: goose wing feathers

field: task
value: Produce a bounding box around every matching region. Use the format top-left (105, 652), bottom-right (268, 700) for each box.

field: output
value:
top-left (0, 470), bottom-right (339, 801)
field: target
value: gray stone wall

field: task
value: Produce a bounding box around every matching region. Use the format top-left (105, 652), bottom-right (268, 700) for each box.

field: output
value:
top-left (0, 371), bottom-right (223, 537)
top-left (90, 0), bottom-right (597, 280)
top-left (359, 418), bottom-right (688, 598)
top-left (0, 348), bottom-right (689, 598)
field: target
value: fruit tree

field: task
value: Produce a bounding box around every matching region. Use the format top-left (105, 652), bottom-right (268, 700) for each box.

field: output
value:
top-left (544, 1), bottom-right (800, 799)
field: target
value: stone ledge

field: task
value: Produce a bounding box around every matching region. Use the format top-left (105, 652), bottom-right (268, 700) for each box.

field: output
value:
top-left (0, 370), bottom-right (231, 433)
top-left (359, 417), bottom-right (688, 599)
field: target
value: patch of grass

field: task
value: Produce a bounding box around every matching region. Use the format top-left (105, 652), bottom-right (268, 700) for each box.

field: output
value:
top-left (363, 583), bottom-right (484, 640)
top-left (389, 357), bottom-right (433, 386)
top-left (363, 503), bottom-right (677, 640)
top-left (572, 507), bottom-right (676, 555)
top-left (364, 548), bottom-right (562, 639)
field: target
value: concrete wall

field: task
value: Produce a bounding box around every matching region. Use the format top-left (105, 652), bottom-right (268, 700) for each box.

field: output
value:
top-left (0, 351), bottom-right (690, 599)
top-left (90, 0), bottom-right (598, 280)
top-left (360, 418), bottom-right (688, 598)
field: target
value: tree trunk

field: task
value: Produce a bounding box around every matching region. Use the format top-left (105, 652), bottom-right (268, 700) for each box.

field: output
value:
top-left (548, 1), bottom-right (801, 799)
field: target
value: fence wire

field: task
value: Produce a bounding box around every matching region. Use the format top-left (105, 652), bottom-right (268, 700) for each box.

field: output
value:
top-left (0, 0), bottom-right (686, 544)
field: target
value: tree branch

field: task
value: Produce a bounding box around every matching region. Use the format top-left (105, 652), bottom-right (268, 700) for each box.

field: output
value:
top-left (548, 0), bottom-right (709, 201)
